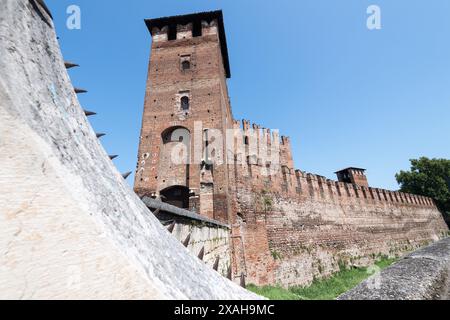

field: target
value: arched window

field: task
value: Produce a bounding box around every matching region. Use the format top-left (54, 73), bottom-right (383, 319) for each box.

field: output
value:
top-left (161, 126), bottom-right (191, 167)
top-left (181, 60), bottom-right (190, 71)
top-left (162, 127), bottom-right (190, 145)
top-left (160, 186), bottom-right (190, 209)
top-left (181, 96), bottom-right (189, 111)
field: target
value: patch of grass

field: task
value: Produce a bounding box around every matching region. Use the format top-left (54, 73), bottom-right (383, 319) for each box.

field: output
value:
top-left (246, 284), bottom-right (301, 300)
top-left (247, 257), bottom-right (397, 300)
top-left (270, 250), bottom-right (282, 260)
top-left (374, 256), bottom-right (397, 269)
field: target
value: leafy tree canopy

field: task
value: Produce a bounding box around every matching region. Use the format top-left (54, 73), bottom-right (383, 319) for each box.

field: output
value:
top-left (396, 157), bottom-right (450, 215)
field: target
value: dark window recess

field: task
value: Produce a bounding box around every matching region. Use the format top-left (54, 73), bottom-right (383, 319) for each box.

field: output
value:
top-left (160, 186), bottom-right (190, 209)
top-left (237, 212), bottom-right (246, 223)
top-left (182, 60), bottom-right (191, 71)
top-left (193, 21), bottom-right (202, 37)
top-left (168, 25), bottom-right (177, 41)
top-left (181, 96), bottom-right (189, 110)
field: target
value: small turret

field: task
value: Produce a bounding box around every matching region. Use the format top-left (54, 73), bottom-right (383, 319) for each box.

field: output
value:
top-left (335, 167), bottom-right (369, 187)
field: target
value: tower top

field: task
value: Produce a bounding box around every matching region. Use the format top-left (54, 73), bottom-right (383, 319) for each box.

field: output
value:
top-left (335, 167), bottom-right (366, 175)
top-left (145, 10), bottom-right (231, 78)
top-left (335, 167), bottom-right (369, 187)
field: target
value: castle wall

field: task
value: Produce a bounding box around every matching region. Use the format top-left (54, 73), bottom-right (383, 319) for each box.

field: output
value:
top-left (229, 121), bottom-right (449, 288)
top-left (267, 192), bottom-right (448, 287)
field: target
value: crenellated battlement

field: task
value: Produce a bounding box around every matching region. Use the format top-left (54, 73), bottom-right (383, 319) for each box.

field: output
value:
top-left (176, 23), bottom-right (193, 39)
top-left (149, 20), bottom-right (217, 42)
top-left (231, 145), bottom-right (447, 287)
top-left (201, 19), bottom-right (219, 36)
top-left (235, 119), bottom-right (287, 150)
top-left (145, 10), bottom-right (231, 78)
top-left (150, 26), bottom-right (169, 42)
top-left (281, 136), bottom-right (290, 145)
top-left (231, 119), bottom-right (436, 209)
top-left (229, 125), bottom-right (434, 210)
top-left (281, 169), bottom-right (435, 208)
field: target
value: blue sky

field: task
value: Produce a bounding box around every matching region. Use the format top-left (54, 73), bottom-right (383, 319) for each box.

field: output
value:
top-left (47, 0), bottom-right (450, 190)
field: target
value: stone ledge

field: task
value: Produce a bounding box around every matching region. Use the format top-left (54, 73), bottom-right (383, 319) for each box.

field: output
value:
top-left (338, 237), bottom-right (450, 300)
top-left (142, 196), bottom-right (230, 229)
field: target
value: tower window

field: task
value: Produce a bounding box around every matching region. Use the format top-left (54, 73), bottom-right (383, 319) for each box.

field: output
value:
top-left (181, 96), bottom-right (190, 110)
top-left (180, 55), bottom-right (192, 72)
top-left (168, 25), bottom-right (177, 41)
top-left (192, 21), bottom-right (202, 37)
top-left (182, 60), bottom-right (191, 71)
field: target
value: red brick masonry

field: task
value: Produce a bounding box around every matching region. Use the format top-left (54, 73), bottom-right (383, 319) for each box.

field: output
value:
top-left (135, 11), bottom-right (449, 287)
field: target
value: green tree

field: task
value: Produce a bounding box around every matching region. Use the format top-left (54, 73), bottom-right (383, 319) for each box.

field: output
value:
top-left (396, 157), bottom-right (450, 216)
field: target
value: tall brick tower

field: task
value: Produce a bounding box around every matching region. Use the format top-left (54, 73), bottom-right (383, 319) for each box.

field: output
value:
top-left (134, 11), bottom-right (233, 223)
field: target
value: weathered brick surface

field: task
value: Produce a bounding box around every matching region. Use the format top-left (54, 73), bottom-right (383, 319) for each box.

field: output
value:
top-left (135, 19), bottom-right (233, 223)
top-left (232, 170), bottom-right (449, 287)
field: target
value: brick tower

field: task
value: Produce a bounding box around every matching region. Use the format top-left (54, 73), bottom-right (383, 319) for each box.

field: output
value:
top-left (335, 167), bottom-right (369, 187)
top-left (134, 11), bottom-right (233, 223)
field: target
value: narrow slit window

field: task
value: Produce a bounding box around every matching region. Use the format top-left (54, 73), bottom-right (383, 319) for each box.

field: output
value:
top-left (182, 60), bottom-right (191, 71)
top-left (193, 21), bottom-right (202, 37)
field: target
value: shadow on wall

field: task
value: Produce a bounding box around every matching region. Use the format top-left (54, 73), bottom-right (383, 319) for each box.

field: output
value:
top-left (160, 185), bottom-right (190, 209)
top-left (444, 213), bottom-right (450, 228)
